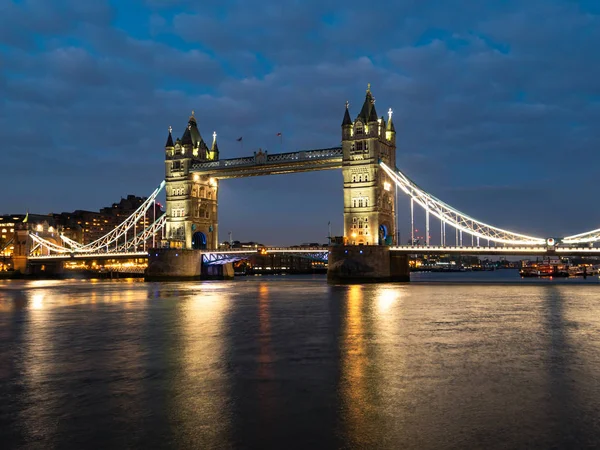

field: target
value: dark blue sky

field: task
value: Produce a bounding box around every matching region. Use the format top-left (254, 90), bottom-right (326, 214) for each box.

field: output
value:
top-left (2, 0), bottom-right (600, 245)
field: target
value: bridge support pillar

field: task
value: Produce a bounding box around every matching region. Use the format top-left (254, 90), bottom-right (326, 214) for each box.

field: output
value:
top-left (145, 248), bottom-right (233, 281)
top-left (12, 227), bottom-right (30, 275)
top-left (327, 245), bottom-right (409, 283)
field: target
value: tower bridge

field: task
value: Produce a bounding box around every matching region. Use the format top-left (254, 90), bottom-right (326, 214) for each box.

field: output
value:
top-left (18, 85), bottom-right (600, 282)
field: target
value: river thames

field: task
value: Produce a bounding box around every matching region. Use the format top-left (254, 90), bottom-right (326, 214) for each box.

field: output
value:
top-left (1, 272), bottom-right (600, 449)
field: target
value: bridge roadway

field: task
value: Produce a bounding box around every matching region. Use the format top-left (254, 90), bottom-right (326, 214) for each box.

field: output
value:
top-left (28, 251), bottom-right (150, 262)
top-left (389, 245), bottom-right (600, 256)
top-left (27, 245), bottom-right (600, 263)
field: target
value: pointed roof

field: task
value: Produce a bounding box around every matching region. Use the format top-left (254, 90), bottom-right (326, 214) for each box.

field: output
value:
top-left (182, 111), bottom-right (203, 147)
top-left (342, 100), bottom-right (352, 126)
top-left (181, 126), bottom-right (193, 146)
top-left (165, 126), bottom-right (174, 147)
top-left (386, 107), bottom-right (396, 133)
top-left (211, 131), bottom-right (219, 153)
top-left (357, 83), bottom-right (378, 123)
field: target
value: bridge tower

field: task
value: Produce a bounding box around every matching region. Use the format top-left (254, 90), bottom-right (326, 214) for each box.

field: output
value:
top-left (342, 85), bottom-right (397, 245)
top-left (164, 113), bottom-right (219, 250)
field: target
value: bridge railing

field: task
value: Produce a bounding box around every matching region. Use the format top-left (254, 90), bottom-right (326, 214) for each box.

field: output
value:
top-left (192, 147), bottom-right (343, 171)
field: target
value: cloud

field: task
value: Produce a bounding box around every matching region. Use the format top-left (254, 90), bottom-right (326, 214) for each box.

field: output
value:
top-left (1, 0), bottom-right (600, 244)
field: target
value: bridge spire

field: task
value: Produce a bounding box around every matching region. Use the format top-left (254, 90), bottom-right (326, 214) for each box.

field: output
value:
top-left (358, 83), bottom-right (378, 123)
top-left (165, 125), bottom-right (174, 148)
top-left (342, 100), bottom-right (352, 126)
top-left (386, 108), bottom-right (395, 132)
top-left (211, 130), bottom-right (220, 160)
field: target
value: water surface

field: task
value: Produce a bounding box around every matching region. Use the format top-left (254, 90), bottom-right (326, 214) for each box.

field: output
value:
top-left (1, 272), bottom-right (600, 449)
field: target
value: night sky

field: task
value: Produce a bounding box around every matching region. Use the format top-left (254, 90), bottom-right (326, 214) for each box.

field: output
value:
top-left (2, 0), bottom-right (600, 246)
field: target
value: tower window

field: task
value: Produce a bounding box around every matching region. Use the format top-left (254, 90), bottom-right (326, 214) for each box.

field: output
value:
top-left (355, 123), bottom-right (364, 135)
top-left (356, 141), bottom-right (363, 151)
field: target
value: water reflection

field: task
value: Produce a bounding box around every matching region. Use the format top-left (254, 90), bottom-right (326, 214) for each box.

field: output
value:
top-left (2, 278), bottom-right (600, 448)
top-left (20, 289), bottom-right (59, 445)
top-left (256, 283), bottom-right (277, 434)
top-left (169, 284), bottom-right (233, 448)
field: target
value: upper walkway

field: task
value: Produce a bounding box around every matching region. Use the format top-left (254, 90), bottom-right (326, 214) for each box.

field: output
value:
top-left (190, 147), bottom-right (342, 178)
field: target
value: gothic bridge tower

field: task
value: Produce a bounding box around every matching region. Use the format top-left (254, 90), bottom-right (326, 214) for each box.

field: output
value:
top-left (164, 112), bottom-right (220, 250)
top-left (342, 85), bottom-right (397, 245)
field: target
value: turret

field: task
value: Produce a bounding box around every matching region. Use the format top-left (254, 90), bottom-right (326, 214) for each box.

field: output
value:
top-left (210, 131), bottom-right (220, 161)
top-left (341, 101), bottom-right (352, 140)
top-left (165, 125), bottom-right (174, 149)
top-left (356, 83), bottom-right (379, 135)
top-left (165, 126), bottom-right (174, 159)
top-left (386, 107), bottom-right (396, 144)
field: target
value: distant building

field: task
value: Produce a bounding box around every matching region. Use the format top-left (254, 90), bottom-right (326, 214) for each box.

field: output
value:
top-left (53, 195), bottom-right (163, 245)
top-left (0, 195), bottom-right (164, 257)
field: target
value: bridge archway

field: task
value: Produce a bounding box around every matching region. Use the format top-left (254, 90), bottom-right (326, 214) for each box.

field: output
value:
top-left (192, 231), bottom-right (207, 250)
top-left (378, 224), bottom-right (388, 245)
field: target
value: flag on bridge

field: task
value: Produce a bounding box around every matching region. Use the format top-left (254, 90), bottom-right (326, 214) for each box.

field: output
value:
top-left (236, 137), bottom-right (243, 142)
top-left (276, 132), bottom-right (282, 137)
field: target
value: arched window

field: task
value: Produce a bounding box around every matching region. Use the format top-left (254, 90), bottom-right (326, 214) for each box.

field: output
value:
top-left (352, 175), bottom-right (356, 183)
top-left (364, 175), bottom-right (369, 182)
top-left (355, 123), bottom-right (363, 135)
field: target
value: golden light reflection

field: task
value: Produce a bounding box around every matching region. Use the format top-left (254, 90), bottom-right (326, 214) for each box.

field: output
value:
top-left (377, 287), bottom-right (401, 314)
top-left (171, 286), bottom-right (233, 448)
top-left (341, 284), bottom-right (368, 444)
top-left (257, 283), bottom-right (276, 428)
top-left (21, 288), bottom-right (58, 442)
top-left (31, 292), bottom-right (44, 310)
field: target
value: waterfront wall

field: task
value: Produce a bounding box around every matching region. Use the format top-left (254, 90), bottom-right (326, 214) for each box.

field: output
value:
top-left (327, 245), bottom-right (410, 283)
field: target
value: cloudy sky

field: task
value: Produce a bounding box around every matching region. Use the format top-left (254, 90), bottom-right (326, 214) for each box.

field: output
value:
top-left (2, 0), bottom-right (600, 245)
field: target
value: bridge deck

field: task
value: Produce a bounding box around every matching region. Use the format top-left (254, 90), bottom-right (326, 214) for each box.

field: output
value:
top-left (390, 245), bottom-right (600, 256)
top-left (191, 147), bottom-right (342, 178)
top-left (27, 246), bottom-right (600, 262)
